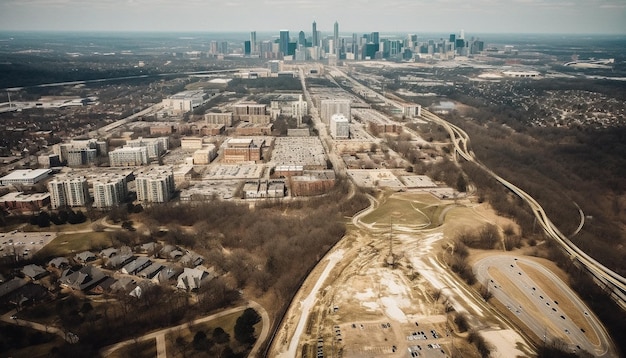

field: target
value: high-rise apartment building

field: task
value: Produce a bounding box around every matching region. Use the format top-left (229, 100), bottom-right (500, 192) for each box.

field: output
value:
top-left (48, 176), bottom-right (90, 209)
top-left (93, 176), bottom-right (127, 209)
top-left (135, 168), bottom-right (175, 204)
top-left (125, 137), bottom-right (166, 160)
top-left (108, 147), bottom-right (149, 167)
top-left (66, 148), bottom-right (98, 167)
top-left (330, 114), bottom-right (350, 139)
top-left (320, 99), bottom-right (351, 125)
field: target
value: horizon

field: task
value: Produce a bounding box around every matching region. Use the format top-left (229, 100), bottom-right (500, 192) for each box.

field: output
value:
top-left (0, 0), bottom-right (624, 35)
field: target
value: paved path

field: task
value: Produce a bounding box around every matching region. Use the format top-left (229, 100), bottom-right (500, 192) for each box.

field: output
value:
top-left (100, 301), bottom-right (269, 357)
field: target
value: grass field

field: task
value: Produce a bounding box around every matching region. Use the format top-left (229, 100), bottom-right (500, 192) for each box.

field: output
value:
top-left (361, 193), bottom-right (451, 230)
top-left (34, 231), bottom-right (112, 259)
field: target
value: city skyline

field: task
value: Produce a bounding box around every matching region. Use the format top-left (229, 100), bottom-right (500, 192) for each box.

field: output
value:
top-left (0, 0), bottom-right (625, 35)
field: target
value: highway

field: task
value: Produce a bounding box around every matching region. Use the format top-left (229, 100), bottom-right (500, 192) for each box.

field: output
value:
top-left (474, 255), bottom-right (615, 357)
top-left (419, 109), bottom-right (626, 311)
top-left (325, 65), bottom-right (626, 311)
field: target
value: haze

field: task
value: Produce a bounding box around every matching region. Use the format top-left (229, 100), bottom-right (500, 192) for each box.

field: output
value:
top-left (0, 0), bottom-right (625, 34)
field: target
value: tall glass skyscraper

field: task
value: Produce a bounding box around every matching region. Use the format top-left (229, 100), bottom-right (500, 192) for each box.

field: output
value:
top-left (334, 21), bottom-right (339, 55)
top-left (312, 21), bottom-right (318, 47)
top-left (279, 30), bottom-right (289, 56)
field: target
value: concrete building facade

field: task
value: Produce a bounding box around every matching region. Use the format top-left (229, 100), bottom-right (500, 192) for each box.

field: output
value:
top-left (108, 147), bottom-right (149, 167)
top-left (48, 176), bottom-right (90, 208)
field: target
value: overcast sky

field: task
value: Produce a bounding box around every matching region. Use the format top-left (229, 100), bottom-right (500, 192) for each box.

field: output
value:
top-left (0, 0), bottom-right (624, 34)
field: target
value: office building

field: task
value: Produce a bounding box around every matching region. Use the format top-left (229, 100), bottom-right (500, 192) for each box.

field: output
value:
top-left (92, 176), bottom-right (127, 209)
top-left (108, 147), bottom-right (149, 167)
top-left (161, 90), bottom-right (206, 114)
top-left (205, 112), bottom-right (234, 126)
top-left (298, 31), bottom-right (306, 46)
top-left (312, 21), bottom-right (318, 47)
top-left (232, 102), bottom-right (270, 124)
top-left (0, 169), bottom-right (52, 186)
top-left (48, 175), bottom-right (90, 209)
top-left (250, 31), bottom-right (257, 53)
top-left (0, 192), bottom-right (50, 212)
top-left (279, 30), bottom-right (289, 56)
top-left (222, 138), bottom-right (262, 163)
top-left (244, 41), bottom-right (251, 56)
top-left (135, 168), bottom-right (175, 204)
top-left (334, 21), bottom-right (339, 55)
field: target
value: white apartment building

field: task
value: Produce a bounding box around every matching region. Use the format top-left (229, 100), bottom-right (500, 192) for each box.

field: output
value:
top-left (125, 137), bottom-right (166, 159)
top-left (92, 176), bottom-right (127, 209)
top-left (109, 147), bottom-right (149, 167)
top-left (320, 99), bottom-right (351, 125)
top-left (330, 114), bottom-right (350, 139)
top-left (135, 169), bottom-right (175, 203)
top-left (48, 176), bottom-right (90, 208)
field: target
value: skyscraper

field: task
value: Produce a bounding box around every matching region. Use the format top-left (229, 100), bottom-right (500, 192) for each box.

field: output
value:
top-left (279, 30), bottom-right (289, 56)
top-left (334, 21), bottom-right (339, 55)
top-left (250, 31), bottom-right (257, 53)
top-left (312, 21), bottom-right (318, 47)
top-left (298, 31), bottom-right (306, 46)
top-left (370, 32), bottom-right (379, 45)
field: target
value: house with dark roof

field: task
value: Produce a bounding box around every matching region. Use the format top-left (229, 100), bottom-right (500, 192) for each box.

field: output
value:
top-left (59, 265), bottom-right (107, 291)
top-left (21, 264), bottom-right (48, 280)
top-left (105, 254), bottom-right (135, 269)
top-left (100, 247), bottom-right (118, 259)
top-left (180, 250), bottom-right (204, 267)
top-left (137, 263), bottom-right (163, 279)
top-left (48, 257), bottom-right (69, 269)
top-left (176, 266), bottom-right (216, 290)
top-left (74, 251), bottom-right (97, 263)
top-left (153, 265), bottom-right (179, 284)
top-left (121, 257), bottom-right (152, 275)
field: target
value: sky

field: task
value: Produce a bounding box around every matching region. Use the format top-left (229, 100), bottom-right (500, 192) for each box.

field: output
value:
top-left (0, 0), bottom-right (624, 34)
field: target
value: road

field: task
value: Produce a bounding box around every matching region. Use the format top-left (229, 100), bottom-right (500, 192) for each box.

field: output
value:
top-left (474, 255), bottom-right (615, 357)
top-left (418, 108), bottom-right (626, 310)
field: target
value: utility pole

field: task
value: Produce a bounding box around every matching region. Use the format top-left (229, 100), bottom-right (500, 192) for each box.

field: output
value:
top-left (386, 216), bottom-right (394, 266)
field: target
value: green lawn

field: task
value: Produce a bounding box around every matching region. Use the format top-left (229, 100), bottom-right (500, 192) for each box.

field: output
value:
top-left (34, 231), bottom-right (112, 259)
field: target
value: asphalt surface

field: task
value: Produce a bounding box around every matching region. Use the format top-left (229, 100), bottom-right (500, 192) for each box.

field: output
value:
top-left (474, 255), bottom-right (616, 357)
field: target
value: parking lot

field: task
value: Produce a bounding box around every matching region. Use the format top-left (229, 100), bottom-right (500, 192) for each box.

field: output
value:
top-left (0, 231), bottom-right (57, 260)
top-left (323, 319), bottom-right (449, 358)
